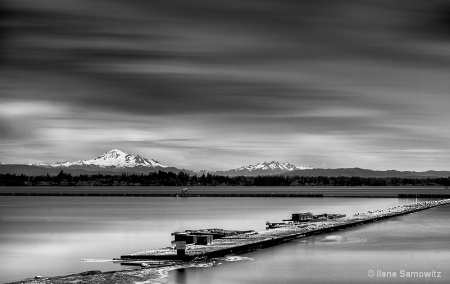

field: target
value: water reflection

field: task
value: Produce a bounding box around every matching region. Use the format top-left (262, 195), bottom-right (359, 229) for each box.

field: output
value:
top-left (175, 268), bottom-right (186, 284)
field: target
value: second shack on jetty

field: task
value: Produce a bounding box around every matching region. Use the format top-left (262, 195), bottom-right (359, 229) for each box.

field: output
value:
top-left (121, 199), bottom-right (450, 263)
top-left (266, 212), bottom-right (347, 229)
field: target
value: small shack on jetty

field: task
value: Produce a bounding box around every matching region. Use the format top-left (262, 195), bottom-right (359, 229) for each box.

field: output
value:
top-left (172, 229), bottom-right (256, 246)
top-left (267, 212), bottom-right (347, 228)
top-left (120, 199), bottom-right (450, 262)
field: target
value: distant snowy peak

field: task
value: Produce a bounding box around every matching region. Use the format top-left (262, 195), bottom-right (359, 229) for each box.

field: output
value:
top-left (195, 169), bottom-right (211, 175)
top-left (234, 161), bottom-right (314, 172)
top-left (30, 161), bottom-right (72, 167)
top-left (29, 149), bottom-right (167, 168)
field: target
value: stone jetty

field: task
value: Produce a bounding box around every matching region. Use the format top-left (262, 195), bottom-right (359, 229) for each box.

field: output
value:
top-left (121, 198), bottom-right (450, 262)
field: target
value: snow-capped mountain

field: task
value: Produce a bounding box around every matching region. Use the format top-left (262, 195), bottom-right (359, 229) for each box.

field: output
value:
top-left (194, 169), bottom-right (210, 175)
top-left (29, 149), bottom-right (167, 169)
top-left (233, 161), bottom-right (314, 172)
top-left (212, 161), bottom-right (314, 176)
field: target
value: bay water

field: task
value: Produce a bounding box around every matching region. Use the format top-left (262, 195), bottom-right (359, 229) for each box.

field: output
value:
top-left (0, 188), bottom-right (449, 283)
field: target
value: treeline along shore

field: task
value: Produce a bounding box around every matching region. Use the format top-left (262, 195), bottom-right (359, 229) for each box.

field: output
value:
top-left (1, 170), bottom-right (449, 187)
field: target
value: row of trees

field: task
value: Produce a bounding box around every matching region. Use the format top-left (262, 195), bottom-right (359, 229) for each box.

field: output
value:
top-left (1, 171), bottom-right (450, 186)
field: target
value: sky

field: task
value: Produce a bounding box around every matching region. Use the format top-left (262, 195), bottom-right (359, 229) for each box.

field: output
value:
top-left (1, 0), bottom-right (450, 171)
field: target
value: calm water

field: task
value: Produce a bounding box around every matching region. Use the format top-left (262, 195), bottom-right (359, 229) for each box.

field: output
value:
top-left (168, 205), bottom-right (450, 284)
top-left (0, 190), bottom-right (448, 283)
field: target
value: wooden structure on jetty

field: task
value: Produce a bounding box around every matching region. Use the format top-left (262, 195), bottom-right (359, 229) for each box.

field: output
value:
top-left (172, 229), bottom-right (255, 246)
top-left (121, 199), bottom-right (450, 262)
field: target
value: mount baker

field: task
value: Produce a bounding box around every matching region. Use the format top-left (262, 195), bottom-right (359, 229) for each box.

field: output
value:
top-left (29, 149), bottom-right (167, 169)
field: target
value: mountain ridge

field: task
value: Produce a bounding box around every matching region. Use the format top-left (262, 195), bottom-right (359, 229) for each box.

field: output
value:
top-left (1, 149), bottom-right (449, 178)
top-left (209, 161), bottom-right (314, 176)
top-left (284, 168), bottom-right (450, 178)
top-left (233, 161), bottom-right (314, 172)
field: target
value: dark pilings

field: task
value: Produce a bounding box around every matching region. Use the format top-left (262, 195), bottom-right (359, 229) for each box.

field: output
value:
top-left (177, 249), bottom-right (185, 259)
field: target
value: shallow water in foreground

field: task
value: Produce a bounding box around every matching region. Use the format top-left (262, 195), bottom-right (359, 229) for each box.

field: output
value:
top-left (0, 193), bottom-right (448, 283)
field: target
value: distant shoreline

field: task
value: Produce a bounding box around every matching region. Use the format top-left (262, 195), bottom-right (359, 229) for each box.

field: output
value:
top-left (1, 171), bottom-right (450, 187)
top-left (1, 190), bottom-right (450, 199)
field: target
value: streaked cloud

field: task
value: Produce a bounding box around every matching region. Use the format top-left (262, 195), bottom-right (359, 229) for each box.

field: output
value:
top-left (1, 0), bottom-right (450, 171)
